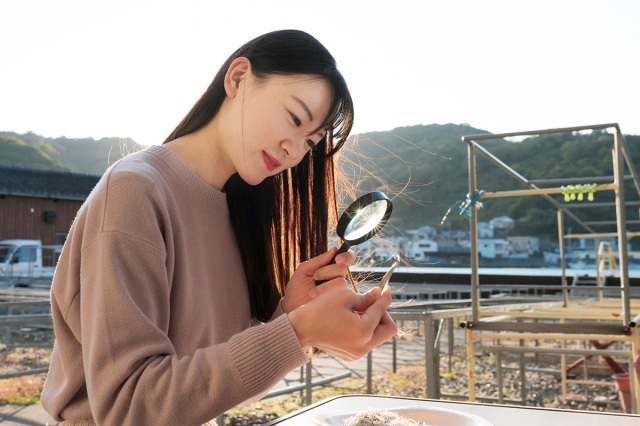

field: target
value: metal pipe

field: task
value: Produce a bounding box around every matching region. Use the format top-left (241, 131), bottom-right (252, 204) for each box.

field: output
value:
top-left (468, 143), bottom-right (480, 322)
top-left (618, 131), bottom-right (640, 197)
top-left (565, 231), bottom-right (640, 238)
top-left (471, 332), bottom-right (632, 341)
top-left (480, 183), bottom-right (616, 198)
top-left (263, 372), bottom-right (351, 399)
top-left (0, 314), bottom-right (52, 326)
top-left (0, 367), bottom-right (49, 380)
top-left (466, 328), bottom-right (475, 401)
top-left (448, 318), bottom-right (454, 373)
top-left (305, 360), bottom-right (312, 405)
top-left (518, 318), bottom-right (527, 404)
top-left (561, 320), bottom-right (567, 403)
top-left (476, 345), bottom-right (629, 357)
top-left (496, 350), bottom-right (504, 404)
top-left (558, 209), bottom-right (568, 307)
top-left (462, 123), bottom-right (618, 141)
top-left (366, 351), bottom-right (372, 394)
top-left (630, 324), bottom-right (640, 413)
top-left (560, 201), bottom-right (640, 209)
top-left (567, 379), bottom-right (616, 386)
top-left (529, 175), bottom-right (635, 185)
top-left (424, 314), bottom-right (439, 398)
top-left (392, 337), bottom-right (397, 373)
top-left (584, 220), bottom-right (640, 226)
top-left (614, 130), bottom-right (631, 326)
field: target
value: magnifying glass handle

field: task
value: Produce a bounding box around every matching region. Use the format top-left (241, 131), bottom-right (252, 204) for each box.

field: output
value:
top-left (315, 242), bottom-right (350, 286)
top-left (329, 242), bottom-right (350, 265)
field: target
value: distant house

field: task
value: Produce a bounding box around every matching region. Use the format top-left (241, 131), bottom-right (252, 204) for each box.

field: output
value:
top-left (478, 238), bottom-right (508, 259)
top-left (358, 238), bottom-right (399, 263)
top-left (489, 216), bottom-right (515, 231)
top-left (413, 225), bottom-right (437, 240)
top-left (477, 222), bottom-right (493, 238)
top-left (410, 238), bottom-right (439, 261)
top-left (507, 236), bottom-right (540, 257)
top-left (0, 166), bottom-right (100, 245)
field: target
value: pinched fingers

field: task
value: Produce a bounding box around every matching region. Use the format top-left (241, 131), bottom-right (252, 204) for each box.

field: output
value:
top-left (319, 311), bottom-right (398, 361)
top-left (352, 288), bottom-right (397, 341)
top-left (331, 290), bottom-right (396, 359)
top-left (368, 312), bottom-right (398, 347)
top-left (289, 285), bottom-right (396, 361)
top-left (349, 286), bottom-right (384, 313)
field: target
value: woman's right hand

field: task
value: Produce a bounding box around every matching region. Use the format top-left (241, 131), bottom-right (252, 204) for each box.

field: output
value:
top-left (287, 285), bottom-right (397, 361)
top-left (281, 246), bottom-right (356, 314)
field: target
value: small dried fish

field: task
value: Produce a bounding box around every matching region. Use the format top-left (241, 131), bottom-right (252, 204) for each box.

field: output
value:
top-left (344, 407), bottom-right (429, 426)
top-left (379, 255), bottom-right (401, 290)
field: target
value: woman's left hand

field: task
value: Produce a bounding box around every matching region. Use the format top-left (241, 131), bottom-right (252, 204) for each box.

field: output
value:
top-left (281, 247), bottom-right (356, 313)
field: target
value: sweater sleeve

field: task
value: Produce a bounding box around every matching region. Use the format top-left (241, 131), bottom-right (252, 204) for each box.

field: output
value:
top-left (271, 298), bottom-right (285, 320)
top-left (77, 231), bottom-right (307, 425)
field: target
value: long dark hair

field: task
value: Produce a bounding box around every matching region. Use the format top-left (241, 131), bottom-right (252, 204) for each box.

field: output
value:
top-left (164, 30), bottom-right (354, 321)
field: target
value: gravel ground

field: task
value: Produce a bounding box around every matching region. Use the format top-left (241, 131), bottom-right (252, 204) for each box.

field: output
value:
top-left (220, 350), bottom-right (624, 425)
top-left (0, 335), bottom-right (625, 425)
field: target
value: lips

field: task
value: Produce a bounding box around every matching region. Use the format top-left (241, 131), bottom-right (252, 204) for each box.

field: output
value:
top-left (262, 151), bottom-right (281, 172)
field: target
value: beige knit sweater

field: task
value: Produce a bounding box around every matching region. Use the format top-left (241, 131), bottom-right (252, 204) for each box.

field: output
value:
top-left (41, 145), bottom-right (308, 425)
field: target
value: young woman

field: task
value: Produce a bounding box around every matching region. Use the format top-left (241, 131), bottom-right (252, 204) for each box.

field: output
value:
top-left (41, 29), bottom-right (397, 425)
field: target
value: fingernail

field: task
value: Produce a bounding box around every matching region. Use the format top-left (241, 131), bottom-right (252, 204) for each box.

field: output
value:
top-left (335, 254), bottom-right (345, 264)
top-left (309, 288), bottom-right (318, 298)
top-left (371, 287), bottom-right (381, 297)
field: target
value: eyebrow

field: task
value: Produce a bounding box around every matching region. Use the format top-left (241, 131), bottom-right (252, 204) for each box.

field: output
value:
top-left (292, 96), bottom-right (326, 139)
top-left (292, 96), bottom-right (313, 121)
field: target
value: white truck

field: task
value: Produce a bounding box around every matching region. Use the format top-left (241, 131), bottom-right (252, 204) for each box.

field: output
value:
top-left (0, 239), bottom-right (62, 288)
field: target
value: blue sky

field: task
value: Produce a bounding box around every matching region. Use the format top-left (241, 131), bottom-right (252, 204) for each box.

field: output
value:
top-left (1, 0), bottom-right (639, 146)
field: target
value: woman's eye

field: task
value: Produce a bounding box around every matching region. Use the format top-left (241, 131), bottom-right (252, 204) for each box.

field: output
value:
top-left (291, 114), bottom-right (302, 126)
top-left (306, 139), bottom-right (316, 150)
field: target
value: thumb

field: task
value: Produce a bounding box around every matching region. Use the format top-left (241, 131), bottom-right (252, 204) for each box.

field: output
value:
top-left (361, 291), bottom-right (391, 322)
top-left (350, 287), bottom-right (381, 312)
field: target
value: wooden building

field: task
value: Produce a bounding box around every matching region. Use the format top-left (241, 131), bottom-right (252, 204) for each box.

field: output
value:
top-left (0, 166), bottom-right (100, 245)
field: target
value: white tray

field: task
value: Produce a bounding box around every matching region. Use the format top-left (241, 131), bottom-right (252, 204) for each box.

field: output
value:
top-left (314, 405), bottom-right (494, 426)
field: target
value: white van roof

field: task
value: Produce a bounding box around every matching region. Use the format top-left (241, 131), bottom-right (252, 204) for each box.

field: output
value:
top-left (0, 240), bottom-right (43, 247)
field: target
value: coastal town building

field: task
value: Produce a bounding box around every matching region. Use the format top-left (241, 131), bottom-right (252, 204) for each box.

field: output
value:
top-left (0, 166), bottom-right (100, 245)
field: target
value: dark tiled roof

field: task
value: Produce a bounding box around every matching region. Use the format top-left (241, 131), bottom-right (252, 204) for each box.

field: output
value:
top-left (0, 166), bottom-right (101, 201)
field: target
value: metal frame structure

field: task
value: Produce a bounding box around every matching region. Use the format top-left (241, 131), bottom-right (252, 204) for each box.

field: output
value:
top-left (459, 123), bottom-right (640, 413)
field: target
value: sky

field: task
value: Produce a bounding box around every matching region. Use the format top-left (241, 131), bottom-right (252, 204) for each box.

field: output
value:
top-left (1, 0), bottom-right (639, 147)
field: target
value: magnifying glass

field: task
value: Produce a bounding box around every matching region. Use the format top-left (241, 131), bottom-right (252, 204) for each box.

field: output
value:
top-left (329, 191), bottom-right (393, 265)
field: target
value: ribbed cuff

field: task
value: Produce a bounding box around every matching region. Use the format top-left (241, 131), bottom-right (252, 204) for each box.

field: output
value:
top-left (228, 314), bottom-right (307, 396)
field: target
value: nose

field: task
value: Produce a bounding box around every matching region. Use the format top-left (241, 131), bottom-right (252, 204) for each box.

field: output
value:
top-left (281, 138), bottom-right (308, 162)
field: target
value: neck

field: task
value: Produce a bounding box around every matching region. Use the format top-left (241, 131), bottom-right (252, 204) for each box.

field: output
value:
top-left (165, 119), bottom-right (234, 191)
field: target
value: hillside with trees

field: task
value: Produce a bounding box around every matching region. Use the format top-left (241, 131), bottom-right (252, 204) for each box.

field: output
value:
top-left (2, 125), bottom-right (639, 239)
top-left (0, 132), bottom-right (70, 171)
top-left (0, 131), bottom-right (145, 175)
top-left (339, 124), bottom-right (640, 239)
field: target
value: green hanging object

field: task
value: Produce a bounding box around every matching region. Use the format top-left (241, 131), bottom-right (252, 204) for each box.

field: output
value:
top-left (585, 183), bottom-right (597, 201)
top-left (561, 184), bottom-right (597, 202)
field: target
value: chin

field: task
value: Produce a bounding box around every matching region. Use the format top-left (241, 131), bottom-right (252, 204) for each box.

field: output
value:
top-left (238, 172), bottom-right (268, 186)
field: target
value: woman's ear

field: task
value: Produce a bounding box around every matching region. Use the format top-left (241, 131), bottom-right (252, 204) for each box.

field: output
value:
top-left (224, 57), bottom-right (251, 98)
